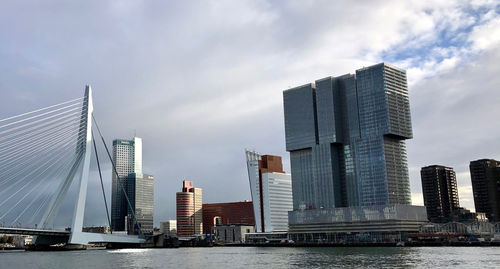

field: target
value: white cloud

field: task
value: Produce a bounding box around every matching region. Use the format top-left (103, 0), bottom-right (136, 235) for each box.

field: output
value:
top-left (412, 193), bottom-right (424, 206)
top-left (469, 15), bottom-right (500, 51)
top-left (458, 185), bottom-right (475, 212)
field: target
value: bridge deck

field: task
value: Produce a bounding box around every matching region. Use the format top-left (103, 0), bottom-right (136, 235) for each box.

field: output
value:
top-left (0, 227), bottom-right (69, 237)
top-left (0, 228), bottom-right (145, 244)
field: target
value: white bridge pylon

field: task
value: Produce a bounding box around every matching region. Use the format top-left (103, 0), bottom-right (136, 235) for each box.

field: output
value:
top-left (39, 86), bottom-right (144, 245)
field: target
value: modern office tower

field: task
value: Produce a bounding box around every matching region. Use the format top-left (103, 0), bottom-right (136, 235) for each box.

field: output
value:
top-left (160, 220), bottom-right (177, 236)
top-left (470, 159), bottom-right (500, 222)
top-left (420, 165), bottom-right (460, 222)
top-left (126, 173), bottom-right (154, 235)
top-left (202, 201), bottom-right (255, 234)
top-left (176, 188), bottom-right (194, 236)
top-left (193, 187), bottom-right (203, 234)
top-left (283, 63), bottom-right (412, 209)
top-left (245, 150), bottom-right (293, 232)
top-left (111, 137), bottom-right (143, 231)
top-left (284, 63), bottom-right (427, 243)
top-left (176, 180), bottom-right (203, 236)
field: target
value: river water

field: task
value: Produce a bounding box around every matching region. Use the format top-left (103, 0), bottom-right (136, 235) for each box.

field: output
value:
top-left (1, 247), bottom-right (499, 268)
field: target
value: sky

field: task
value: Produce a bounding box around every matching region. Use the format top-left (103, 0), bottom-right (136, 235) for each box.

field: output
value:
top-left (1, 0), bottom-right (500, 227)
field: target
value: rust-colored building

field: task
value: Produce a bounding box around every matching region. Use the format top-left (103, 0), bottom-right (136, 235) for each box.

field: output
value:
top-left (260, 155), bottom-right (285, 174)
top-left (176, 180), bottom-right (203, 236)
top-left (202, 201), bottom-right (255, 234)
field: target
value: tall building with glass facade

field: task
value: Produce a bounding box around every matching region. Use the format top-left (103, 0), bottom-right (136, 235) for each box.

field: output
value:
top-left (283, 63), bottom-right (426, 243)
top-left (283, 63), bottom-right (412, 210)
top-left (111, 137), bottom-right (152, 232)
top-left (246, 150), bottom-right (293, 232)
top-left (126, 173), bottom-right (154, 235)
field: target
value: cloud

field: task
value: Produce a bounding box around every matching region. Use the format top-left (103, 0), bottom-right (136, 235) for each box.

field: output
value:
top-left (0, 0), bottom-right (498, 227)
top-left (458, 185), bottom-right (475, 212)
top-left (411, 193), bottom-right (424, 206)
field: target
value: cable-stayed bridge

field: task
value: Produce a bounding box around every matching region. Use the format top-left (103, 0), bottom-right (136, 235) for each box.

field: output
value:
top-left (0, 86), bottom-right (146, 247)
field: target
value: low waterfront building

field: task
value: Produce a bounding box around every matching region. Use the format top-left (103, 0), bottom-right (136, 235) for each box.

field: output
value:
top-left (245, 232), bottom-right (289, 244)
top-left (0, 235), bottom-right (32, 248)
top-left (450, 207), bottom-right (488, 223)
top-left (214, 224), bottom-right (254, 244)
top-left (160, 220), bottom-right (177, 237)
top-left (202, 201), bottom-right (254, 234)
top-left (288, 204), bottom-right (428, 243)
top-left (410, 221), bottom-right (500, 243)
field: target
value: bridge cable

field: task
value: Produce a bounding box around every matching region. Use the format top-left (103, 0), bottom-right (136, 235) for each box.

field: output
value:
top-left (0, 97), bottom-right (83, 123)
top-left (92, 114), bottom-right (143, 236)
top-left (0, 101), bottom-right (83, 130)
top-left (0, 125), bottom-right (85, 180)
top-left (0, 146), bottom-right (82, 225)
top-left (0, 97), bottom-right (86, 227)
top-left (0, 140), bottom-right (83, 210)
top-left (0, 134), bottom-right (86, 193)
top-left (91, 129), bottom-right (112, 234)
top-left (11, 154), bottom-right (75, 226)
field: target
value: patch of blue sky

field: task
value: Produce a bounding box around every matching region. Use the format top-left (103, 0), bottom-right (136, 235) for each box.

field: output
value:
top-left (380, 4), bottom-right (498, 67)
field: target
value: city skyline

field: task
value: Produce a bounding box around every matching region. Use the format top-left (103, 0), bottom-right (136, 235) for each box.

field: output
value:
top-left (1, 1), bottom-right (500, 227)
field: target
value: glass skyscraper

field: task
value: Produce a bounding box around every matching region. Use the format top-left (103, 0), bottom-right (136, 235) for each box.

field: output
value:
top-left (283, 63), bottom-right (412, 210)
top-left (111, 137), bottom-right (154, 233)
top-left (126, 173), bottom-right (154, 234)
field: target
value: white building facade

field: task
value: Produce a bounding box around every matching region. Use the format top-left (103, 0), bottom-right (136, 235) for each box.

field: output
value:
top-left (262, 172), bottom-right (293, 232)
top-left (245, 149), bottom-right (293, 232)
top-left (160, 220), bottom-right (177, 236)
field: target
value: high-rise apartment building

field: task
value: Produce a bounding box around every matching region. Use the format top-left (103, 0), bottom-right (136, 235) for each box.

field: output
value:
top-left (246, 150), bottom-right (293, 232)
top-left (420, 165), bottom-right (460, 222)
top-left (126, 173), bottom-right (154, 234)
top-left (176, 180), bottom-right (203, 236)
top-left (283, 63), bottom-right (412, 209)
top-left (470, 159), bottom-right (500, 222)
